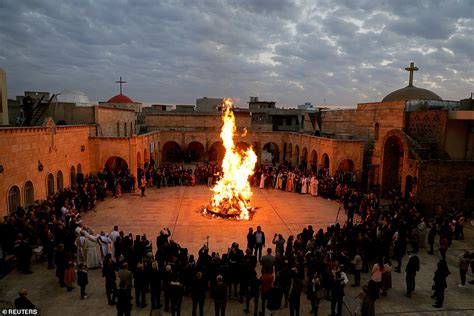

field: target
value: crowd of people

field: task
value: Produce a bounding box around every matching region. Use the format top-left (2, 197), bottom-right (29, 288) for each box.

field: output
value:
top-left (1, 162), bottom-right (473, 316)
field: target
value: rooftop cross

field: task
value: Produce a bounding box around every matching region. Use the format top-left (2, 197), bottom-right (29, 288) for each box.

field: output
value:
top-left (115, 76), bottom-right (126, 94)
top-left (405, 62), bottom-right (419, 87)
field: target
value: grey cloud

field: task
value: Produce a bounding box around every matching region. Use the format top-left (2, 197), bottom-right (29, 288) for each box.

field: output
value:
top-left (0, 0), bottom-right (472, 106)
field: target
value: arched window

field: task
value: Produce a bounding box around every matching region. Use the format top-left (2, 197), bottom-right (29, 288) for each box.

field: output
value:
top-left (57, 170), bottom-right (64, 191)
top-left (374, 123), bottom-right (380, 141)
top-left (8, 186), bottom-right (21, 213)
top-left (124, 122), bottom-right (127, 136)
top-left (117, 121), bottom-right (120, 136)
top-left (77, 164), bottom-right (82, 174)
top-left (47, 174), bottom-right (55, 196)
top-left (24, 181), bottom-right (34, 207)
top-left (70, 166), bottom-right (77, 186)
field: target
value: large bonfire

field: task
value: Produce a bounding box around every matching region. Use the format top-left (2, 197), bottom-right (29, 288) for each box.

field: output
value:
top-left (202, 98), bottom-right (257, 220)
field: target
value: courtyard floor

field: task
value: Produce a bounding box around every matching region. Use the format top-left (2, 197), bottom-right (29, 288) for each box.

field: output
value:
top-left (1, 186), bottom-right (473, 315)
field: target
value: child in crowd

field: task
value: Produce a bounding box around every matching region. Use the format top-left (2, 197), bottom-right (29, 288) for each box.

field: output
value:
top-left (77, 263), bottom-right (89, 299)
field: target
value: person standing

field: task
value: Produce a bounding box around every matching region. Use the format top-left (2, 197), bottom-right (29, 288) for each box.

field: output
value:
top-left (439, 234), bottom-right (449, 261)
top-left (289, 272), bottom-right (303, 316)
top-left (134, 263), bottom-right (148, 308)
top-left (116, 280), bottom-right (132, 316)
top-left (169, 275), bottom-right (184, 316)
top-left (102, 254), bottom-right (117, 305)
top-left (253, 226), bottom-right (265, 261)
top-left (149, 261), bottom-right (162, 309)
top-left (244, 271), bottom-right (261, 316)
top-left (432, 260), bottom-right (450, 308)
top-left (427, 225), bottom-right (436, 255)
top-left (192, 271), bottom-right (207, 316)
top-left (266, 282), bottom-right (283, 316)
top-left (247, 227), bottom-right (255, 253)
top-left (77, 263), bottom-right (89, 299)
top-left (213, 275), bottom-right (227, 316)
top-left (381, 259), bottom-right (392, 297)
top-left (458, 251), bottom-right (471, 287)
top-left (351, 251), bottom-right (363, 287)
top-left (140, 177), bottom-right (146, 197)
top-left (117, 262), bottom-right (133, 295)
top-left (261, 248), bottom-right (276, 274)
top-left (405, 253), bottom-right (420, 298)
top-left (331, 269), bottom-right (348, 316)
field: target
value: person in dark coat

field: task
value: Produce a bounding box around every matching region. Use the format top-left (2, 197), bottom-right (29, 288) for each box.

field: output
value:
top-left (14, 288), bottom-right (35, 309)
top-left (427, 225), bottom-right (436, 255)
top-left (116, 280), bottom-right (132, 316)
top-left (148, 260), bottom-right (162, 309)
top-left (13, 234), bottom-right (32, 274)
top-left (330, 271), bottom-right (346, 316)
top-left (405, 253), bottom-right (420, 298)
top-left (266, 281), bottom-right (283, 315)
top-left (191, 271), bottom-right (207, 316)
top-left (213, 275), bottom-right (227, 316)
top-left (102, 254), bottom-right (117, 305)
top-left (289, 271), bottom-right (303, 316)
top-left (169, 275), bottom-right (184, 316)
top-left (77, 263), bottom-right (89, 299)
top-left (244, 271), bottom-right (261, 316)
top-left (253, 226), bottom-right (266, 261)
top-left (247, 227), bottom-right (255, 253)
top-left (134, 263), bottom-right (148, 308)
top-left (432, 260), bottom-right (450, 308)
top-left (55, 243), bottom-right (67, 288)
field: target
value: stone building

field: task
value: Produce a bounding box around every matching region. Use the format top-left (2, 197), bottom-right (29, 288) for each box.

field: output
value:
top-left (320, 62), bottom-right (474, 212)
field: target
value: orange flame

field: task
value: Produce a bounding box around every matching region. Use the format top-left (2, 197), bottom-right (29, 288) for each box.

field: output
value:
top-left (208, 98), bottom-right (257, 220)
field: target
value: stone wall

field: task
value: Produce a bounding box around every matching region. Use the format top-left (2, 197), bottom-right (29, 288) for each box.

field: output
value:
top-left (145, 112), bottom-right (251, 131)
top-left (0, 125), bottom-right (94, 216)
top-left (417, 160), bottom-right (474, 214)
top-left (406, 110), bottom-right (449, 151)
top-left (95, 106), bottom-right (136, 137)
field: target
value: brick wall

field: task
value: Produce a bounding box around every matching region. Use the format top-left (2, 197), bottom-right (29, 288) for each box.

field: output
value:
top-left (95, 106), bottom-right (136, 137)
top-left (146, 112), bottom-right (251, 131)
top-left (0, 125), bottom-right (94, 216)
top-left (417, 160), bottom-right (474, 214)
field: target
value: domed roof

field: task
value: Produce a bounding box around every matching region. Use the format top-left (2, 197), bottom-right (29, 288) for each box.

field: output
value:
top-left (382, 85), bottom-right (442, 102)
top-left (57, 90), bottom-right (93, 105)
top-left (107, 93), bottom-right (134, 103)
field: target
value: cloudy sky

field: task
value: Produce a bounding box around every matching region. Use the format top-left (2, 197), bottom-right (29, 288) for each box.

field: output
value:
top-left (0, 0), bottom-right (472, 107)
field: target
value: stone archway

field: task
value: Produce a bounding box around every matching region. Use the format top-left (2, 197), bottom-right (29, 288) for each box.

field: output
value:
top-left (187, 141), bottom-right (206, 162)
top-left (287, 143), bottom-right (293, 164)
top-left (209, 142), bottom-right (225, 162)
top-left (162, 141), bottom-right (182, 162)
top-left (293, 145), bottom-right (300, 167)
top-left (337, 159), bottom-right (355, 172)
top-left (301, 147), bottom-right (308, 170)
top-left (137, 151), bottom-right (142, 168)
top-left (310, 150), bottom-right (318, 173)
top-left (263, 142), bottom-right (280, 164)
top-left (381, 134), bottom-right (404, 194)
top-left (104, 156), bottom-right (129, 172)
top-left (321, 153), bottom-right (330, 171)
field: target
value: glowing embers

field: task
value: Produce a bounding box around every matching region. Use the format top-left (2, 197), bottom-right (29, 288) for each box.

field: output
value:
top-left (201, 98), bottom-right (257, 220)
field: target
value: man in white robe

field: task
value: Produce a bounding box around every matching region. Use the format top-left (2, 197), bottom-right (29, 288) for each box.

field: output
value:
top-left (109, 226), bottom-right (120, 261)
top-left (97, 231), bottom-right (112, 260)
top-left (83, 230), bottom-right (101, 268)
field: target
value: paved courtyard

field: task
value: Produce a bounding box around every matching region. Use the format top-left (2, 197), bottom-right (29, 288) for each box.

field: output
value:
top-left (1, 186), bottom-right (473, 315)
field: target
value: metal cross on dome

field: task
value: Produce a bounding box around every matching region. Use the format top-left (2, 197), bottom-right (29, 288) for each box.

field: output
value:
top-left (115, 76), bottom-right (126, 94)
top-left (405, 62), bottom-right (419, 87)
